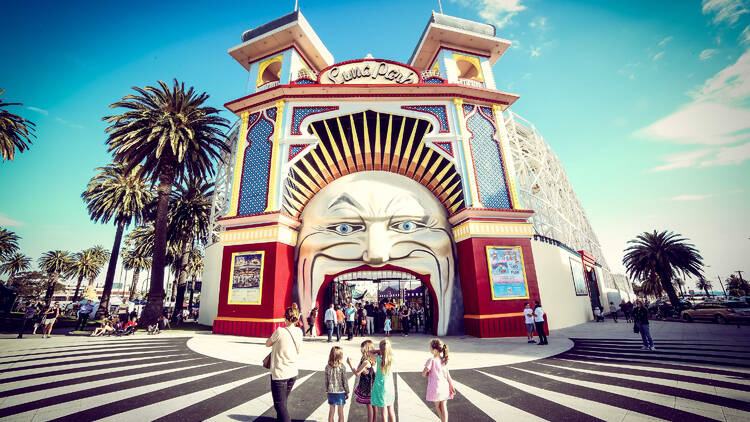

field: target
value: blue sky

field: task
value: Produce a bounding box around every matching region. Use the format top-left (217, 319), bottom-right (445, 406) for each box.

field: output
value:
top-left (1, 0), bottom-right (748, 291)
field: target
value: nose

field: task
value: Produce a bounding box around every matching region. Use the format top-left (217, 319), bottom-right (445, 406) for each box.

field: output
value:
top-left (363, 222), bottom-right (390, 265)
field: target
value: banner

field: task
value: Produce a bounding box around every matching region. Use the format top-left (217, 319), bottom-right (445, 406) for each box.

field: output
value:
top-left (486, 246), bottom-right (529, 300)
top-left (569, 257), bottom-right (588, 296)
top-left (227, 251), bottom-right (264, 305)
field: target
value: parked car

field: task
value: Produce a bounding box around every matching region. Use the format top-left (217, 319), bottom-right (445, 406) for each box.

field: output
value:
top-left (681, 301), bottom-right (750, 324)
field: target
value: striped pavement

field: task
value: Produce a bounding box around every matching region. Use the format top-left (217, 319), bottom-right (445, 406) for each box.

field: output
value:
top-left (1, 336), bottom-right (749, 421)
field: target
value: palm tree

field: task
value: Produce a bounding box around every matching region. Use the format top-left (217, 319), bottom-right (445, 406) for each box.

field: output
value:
top-left (696, 277), bottom-right (713, 296)
top-left (38, 250), bottom-right (73, 307)
top-left (128, 225), bottom-right (180, 301)
top-left (673, 278), bottom-right (686, 296)
top-left (187, 248), bottom-right (203, 315)
top-left (0, 227), bottom-right (20, 260)
top-left (0, 94), bottom-right (36, 161)
top-left (82, 163), bottom-right (152, 318)
top-left (0, 252), bottom-right (31, 285)
top-left (103, 79), bottom-right (229, 325)
top-left (726, 274), bottom-right (749, 297)
top-left (122, 247), bottom-right (151, 301)
top-left (68, 248), bottom-right (108, 301)
top-left (623, 230), bottom-right (704, 311)
top-left (638, 272), bottom-right (664, 299)
top-left (168, 179), bottom-right (213, 317)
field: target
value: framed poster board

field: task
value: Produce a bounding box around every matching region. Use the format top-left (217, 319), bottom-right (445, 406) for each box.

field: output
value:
top-left (569, 257), bottom-right (588, 296)
top-left (486, 246), bottom-right (529, 300)
top-left (227, 251), bottom-right (265, 305)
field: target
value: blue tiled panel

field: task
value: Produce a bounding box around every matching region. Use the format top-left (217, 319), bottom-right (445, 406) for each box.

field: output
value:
top-left (238, 116), bottom-right (274, 215)
top-left (289, 145), bottom-right (305, 159)
top-left (480, 106), bottom-right (494, 119)
top-left (291, 106), bottom-right (337, 135)
top-left (463, 104), bottom-right (474, 116)
top-left (294, 78), bottom-right (316, 84)
top-left (423, 77), bottom-right (445, 84)
top-left (467, 111), bottom-right (511, 209)
top-left (401, 106), bottom-right (449, 132)
top-left (434, 141), bottom-right (453, 156)
top-left (266, 107), bottom-right (276, 121)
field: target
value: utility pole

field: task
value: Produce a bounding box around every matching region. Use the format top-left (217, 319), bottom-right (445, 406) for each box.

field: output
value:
top-left (738, 270), bottom-right (745, 283)
top-left (718, 275), bottom-right (727, 298)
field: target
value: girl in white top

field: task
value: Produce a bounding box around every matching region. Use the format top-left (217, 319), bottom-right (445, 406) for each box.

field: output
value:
top-left (523, 302), bottom-right (536, 343)
top-left (533, 301), bottom-right (548, 345)
top-left (266, 306), bottom-right (303, 422)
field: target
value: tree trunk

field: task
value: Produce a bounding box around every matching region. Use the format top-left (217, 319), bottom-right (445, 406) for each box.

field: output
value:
top-left (188, 273), bottom-right (196, 315)
top-left (140, 173), bottom-right (173, 326)
top-left (95, 220), bottom-right (125, 319)
top-left (660, 273), bottom-right (682, 312)
top-left (44, 274), bottom-right (57, 307)
top-left (128, 267), bottom-right (140, 301)
top-left (173, 241), bottom-right (191, 318)
top-left (73, 275), bottom-right (85, 301)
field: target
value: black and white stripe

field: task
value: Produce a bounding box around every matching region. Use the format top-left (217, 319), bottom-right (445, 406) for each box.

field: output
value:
top-left (1, 337), bottom-right (749, 421)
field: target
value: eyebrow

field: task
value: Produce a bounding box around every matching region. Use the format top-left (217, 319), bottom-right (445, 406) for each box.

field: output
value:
top-left (327, 193), bottom-right (365, 211)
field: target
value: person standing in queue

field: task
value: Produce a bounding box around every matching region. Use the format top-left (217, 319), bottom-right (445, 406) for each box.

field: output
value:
top-left (265, 305), bottom-right (303, 422)
top-left (325, 304), bottom-right (337, 342)
top-left (523, 302), bottom-right (536, 343)
top-left (335, 305), bottom-right (345, 342)
top-left (533, 301), bottom-right (548, 345)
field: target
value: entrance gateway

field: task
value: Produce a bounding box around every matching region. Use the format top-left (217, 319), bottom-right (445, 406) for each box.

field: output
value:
top-left (200, 10), bottom-right (579, 338)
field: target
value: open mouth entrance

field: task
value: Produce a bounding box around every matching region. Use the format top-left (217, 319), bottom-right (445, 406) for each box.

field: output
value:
top-left (315, 266), bottom-right (437, 335)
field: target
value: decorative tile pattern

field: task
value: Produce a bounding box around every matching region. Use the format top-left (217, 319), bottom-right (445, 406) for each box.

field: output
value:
top-left (433, 141), bottom-right (454, 157)
top-left (238, 115), bottom-right (274, 215)
top-left (266, 107), bottom-right (276, 121)
top-left (467, 111), bottom-right (511, 209)
top-left (479, 106), bottom-right (494, 120)
top-left (423, 77), bottom-right (446, 84)
top-left (292, 78), bottom-right (316, 85)
top-left (290, 106), bottom-right (339, 135)
top-left (463, 104), bottom-right (475, 116)
top-left (401, 105), bottom-right (450, 133)
top-left (288, 144), bottom-right (307, 160)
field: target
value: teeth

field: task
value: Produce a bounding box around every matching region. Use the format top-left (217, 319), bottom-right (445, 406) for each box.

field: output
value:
top-left (333, 270), bottom-right (417, 283)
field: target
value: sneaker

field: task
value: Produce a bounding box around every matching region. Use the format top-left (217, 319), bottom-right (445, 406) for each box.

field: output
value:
top-left (641, 346), bottom-right (649, 350)
top-left (649, 346), bottom-right (656, 350)
top-left (528, 340), bottom-right (535, 343)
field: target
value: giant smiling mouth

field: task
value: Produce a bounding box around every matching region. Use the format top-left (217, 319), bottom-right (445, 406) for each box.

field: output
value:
top-left (313, 264), bottom-right (438, 333)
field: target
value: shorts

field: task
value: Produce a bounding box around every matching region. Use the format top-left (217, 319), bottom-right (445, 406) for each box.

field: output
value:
top-left (328, 392), bottom-right (346, 405)
top-left (44, 318), bottom-right (56, 325)
top-left (525, 323), bottom-right (535, 334)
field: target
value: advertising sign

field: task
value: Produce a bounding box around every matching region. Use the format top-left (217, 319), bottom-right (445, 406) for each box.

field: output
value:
top-left (486, 246), bottom-right (529, 300)
top-left (227, 251), bottom-right (264, 305)
top-left (569, 257), bottom-right (588, 296)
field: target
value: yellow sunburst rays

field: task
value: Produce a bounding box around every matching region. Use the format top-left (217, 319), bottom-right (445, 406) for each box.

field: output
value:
top-left (389, 116), bottom-right (407, 174)
top-left (373, 113), bottom-right (382, 170)
top-left (362, 112), bottom-right (373, 171)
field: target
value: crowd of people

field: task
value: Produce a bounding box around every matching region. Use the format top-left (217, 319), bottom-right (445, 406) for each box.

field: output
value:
top-left (317, 300), bottom-right (428, 342)
top-left (266, 304), bottom-right (455, 422)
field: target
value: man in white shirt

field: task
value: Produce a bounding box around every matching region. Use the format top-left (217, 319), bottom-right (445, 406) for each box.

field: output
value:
top-left (523, 302), bottom-right (536, 343)
top-left (533, 301), bottom-right (548, 345)
top-left (324, 303), bottom-right (337, 342)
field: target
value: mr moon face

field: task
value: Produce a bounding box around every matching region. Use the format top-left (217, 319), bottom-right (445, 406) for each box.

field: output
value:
top-left (295, 171), bottom-right (460, 336)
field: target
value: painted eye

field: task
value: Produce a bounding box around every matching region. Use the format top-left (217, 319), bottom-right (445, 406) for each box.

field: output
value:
top-left (391, 220), bottom-right (422, 233)
top-left (326, 223), bottom-right (363, 235)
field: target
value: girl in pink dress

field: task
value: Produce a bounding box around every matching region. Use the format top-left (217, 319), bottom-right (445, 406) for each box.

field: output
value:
top-left (421, 339), bottom-right (454, 421)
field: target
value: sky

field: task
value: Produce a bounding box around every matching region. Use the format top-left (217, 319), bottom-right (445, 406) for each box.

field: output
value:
top-left (1, 0), bottom-right (748, 292)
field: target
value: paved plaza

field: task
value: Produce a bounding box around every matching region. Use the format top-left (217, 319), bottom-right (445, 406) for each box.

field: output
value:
top-left (1, 321), bottom-right (749, 421)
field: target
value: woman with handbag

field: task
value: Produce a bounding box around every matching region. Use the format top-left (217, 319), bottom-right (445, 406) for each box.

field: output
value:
top-left (265, 306), bottom-right (303, 422)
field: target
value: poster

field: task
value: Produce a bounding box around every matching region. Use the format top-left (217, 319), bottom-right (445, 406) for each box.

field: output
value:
top-left (486, 246), bottom-right (529, 300)
top-left (569, 257), bottom-right (588, 296)
top-left (227, 251), bottom-right (264, 305)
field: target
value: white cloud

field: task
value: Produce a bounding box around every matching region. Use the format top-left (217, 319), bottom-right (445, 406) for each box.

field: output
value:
top-left (26, 106), bottom-right (49, 116)
top-left (637, 101), bottom-right (750, 145)
top-left (690, 50), bottom-right (750, 103)
top-left (699, 141), bottom-right (750, 166)
top-left (741, 25), bottom-right (750, 45)
top-left (0, 213), bottom-right (23, 227)
top-left (530, 46), bottom-right (541, 57)
top-left (529, 17), bottom-right (547, 28)
top-left (658, 36), bottom-right (674, 47)
top-left (652, 51), bottom-right (665, 61)
top-left (452, 0), bottom-right (527, 28)
top-left (702, 0), bottom-right (749, 26)
top-left (650, 149), bottom-right (713, 172)
top-left (699, 49), bottom-right (717, 60)
top-left (668, 194), bottom-right (715, 201)
top-left (522, 72), bottom-right (532, 79)
top-left (54, 117), bottom-right (84, 129)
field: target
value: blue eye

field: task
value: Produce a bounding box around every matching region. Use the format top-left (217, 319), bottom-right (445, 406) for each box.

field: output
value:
top-left (391, 220), bottom-right (422, 233)
top-left (326, 223), bottom-right (364, 235)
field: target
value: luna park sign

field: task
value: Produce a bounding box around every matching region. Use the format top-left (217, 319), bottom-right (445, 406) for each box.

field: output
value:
top-left (320, 60), bottom-right (419, 85)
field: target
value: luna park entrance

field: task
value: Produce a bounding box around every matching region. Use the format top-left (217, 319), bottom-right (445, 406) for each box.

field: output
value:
top-left (324, 272), bottom-right (434, 335)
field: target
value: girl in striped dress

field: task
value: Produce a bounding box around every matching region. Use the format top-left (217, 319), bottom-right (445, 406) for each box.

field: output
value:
top-left (370, 338), bottom-right (395, 422)
top-left (347, 339), bottom-right (376, 422)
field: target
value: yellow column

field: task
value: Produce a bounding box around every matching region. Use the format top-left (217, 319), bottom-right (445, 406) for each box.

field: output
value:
top-left (453, 98), bottom-right (481, 207)
top-left (492, 104), bottom-right (522, 209)
top-left (265, 100), bottom-right (285, 212)
top-left (226, 111), bottom-right (251, 218)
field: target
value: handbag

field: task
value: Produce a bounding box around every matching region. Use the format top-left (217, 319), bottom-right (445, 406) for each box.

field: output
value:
top-left (633, 323), bottom-right (639, 334)
top-left (263, 327), bottom-right (299, 369)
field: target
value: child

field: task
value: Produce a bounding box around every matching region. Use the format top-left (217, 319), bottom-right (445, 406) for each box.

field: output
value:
top-left (371, 339), bottom-right (395, 422)
top-left (422, 339), bottom-right (454, 422)
top-left (383, 316), bottom-right (391, 337)
top-left (347, 340), bottom-right (376, 422)
top-left (594, 306), bottom-right (603, 322)
top-left (325, 346), bottom-right (349, 422)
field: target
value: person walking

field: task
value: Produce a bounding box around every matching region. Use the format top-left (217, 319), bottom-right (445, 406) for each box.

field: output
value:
top-left (325, 346), bottom-right (349, 422)
top-left (345, 302), bottom-right (356, 341)
top-left (523, 302), bottom-right (536, 343)
top-left (609, 302), bottom-right (619, 323)
top-left (76, 300), bottom-right (94, 331)
top-left (325, 304), bottom-right (337, 342)
top-left (17, 302), bottom-right (37, 339)
top-left (400, 305), bottom-right (411, 337)
top-left (365, 302), bottom-right (375, 335)
top-left (533, 301), bottom-right (548, 345)
top-left (624, 301), bottom-right (633, 323)
top-left (347, 340), bottom-right (376, 422)
top-left (422, 339), bottom-right (454, 422)
top-left (335, 305), bottom-right (345, 342)
top-left (266, 305), bottom-right (303, 422)
top-left (371, 339), bottom-right (396, 422)
top-left (305, 306), bottom-right (319, 337)
top-left (632, 300), bottom-right (655, 350)
top-left (42, 302), bottom-right (60, 338)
